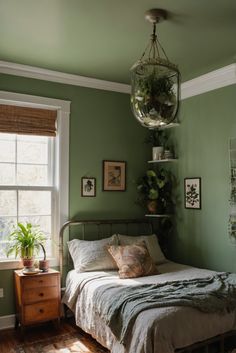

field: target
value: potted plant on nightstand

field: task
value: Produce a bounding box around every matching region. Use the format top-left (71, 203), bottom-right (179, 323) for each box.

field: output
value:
top-left (137, 169), bottom-right (173, 214)
top-left (6, 222), bottom-right (47, 274)
top-left (39, 242), bottom-right (49, 272)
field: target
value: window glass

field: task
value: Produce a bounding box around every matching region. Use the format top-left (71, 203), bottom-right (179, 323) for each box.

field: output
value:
top-left (0, 163), bottom-right (15, 185)
top-left (0, 134), bottom-right (15, 163)
top-left (17, 164), bottom-right (48, 186)
top-left (0, 190), bottom-right (17, 216)
top-left (0, 133), bottom-right (54, 260)
top-left (17, 135), bottom-right (48, 164)
top-left (0, 216), bottom-right (17, 241)
top-left (18, 190), bottom-right (51, 216)
top-left (19, 215), bottom-right (51, 235)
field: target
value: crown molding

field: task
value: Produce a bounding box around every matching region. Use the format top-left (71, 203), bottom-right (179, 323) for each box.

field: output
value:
top-left (0, 60), bottom-right (235, 98)
top-left (181, 63), bottom-right (236, 100)
top-left (0, 61), bottom-right (130, 94)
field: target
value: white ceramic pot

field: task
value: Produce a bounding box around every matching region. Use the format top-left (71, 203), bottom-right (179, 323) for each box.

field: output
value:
top-left (152, 146), bottom-right (164, 160)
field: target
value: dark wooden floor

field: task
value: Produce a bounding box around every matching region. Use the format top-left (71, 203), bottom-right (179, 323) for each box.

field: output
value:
top-left (2, 318), bottom-right (236, 353)
top-left (0, 318), bottom-right (109, 353)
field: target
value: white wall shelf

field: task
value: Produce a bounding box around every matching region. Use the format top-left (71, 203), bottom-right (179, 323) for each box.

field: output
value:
top-left (157, 122), bottom-right (180, 130)
top-left (148, 159), bottom-right (178, 164)
top-left (145, 214), bottom-right (172, 218)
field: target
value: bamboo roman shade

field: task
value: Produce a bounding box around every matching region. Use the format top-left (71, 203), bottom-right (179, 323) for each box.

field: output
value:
top-left (0, 104), bottom-right (57, 136)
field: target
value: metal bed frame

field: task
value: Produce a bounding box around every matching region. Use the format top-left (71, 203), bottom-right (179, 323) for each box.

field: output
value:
top-left (59, 218), bottom-right (153, 278)
top-left (59, 218), bottom-right (236, 353)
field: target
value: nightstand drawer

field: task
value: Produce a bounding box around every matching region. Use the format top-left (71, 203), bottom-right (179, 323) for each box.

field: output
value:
top-left (23, 286), bottom-right (58, 304)
top-left (23, 274), bottom-right (58, 289)
top-left (24, 300), bottom-right (59, 323)
top-left (14, 269), bottom-right (60, 329)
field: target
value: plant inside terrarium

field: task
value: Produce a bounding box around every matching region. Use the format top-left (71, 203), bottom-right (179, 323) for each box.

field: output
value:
top-left (132, 72), bottom-right (176, 123)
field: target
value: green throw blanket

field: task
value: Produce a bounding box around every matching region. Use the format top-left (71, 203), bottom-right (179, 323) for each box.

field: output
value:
top-left (93, 273), bottom-right (236, 345)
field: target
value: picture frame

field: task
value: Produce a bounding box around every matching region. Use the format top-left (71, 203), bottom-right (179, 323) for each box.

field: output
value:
top-left (184, 177), bottom-right (201, 209)
top-left (103, 160), bottom-right (126, 191)
top-left (81, 177), bottom-right (96, 197)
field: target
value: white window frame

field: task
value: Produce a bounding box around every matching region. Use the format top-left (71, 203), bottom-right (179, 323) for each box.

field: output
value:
top-left (0, 91), bottom-right (70, 270)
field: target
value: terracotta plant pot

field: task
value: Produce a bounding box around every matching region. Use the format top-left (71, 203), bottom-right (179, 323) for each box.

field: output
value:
top-left (22, 257), bottom-right (36, 274)
top-left (22, 257), bottom-right (34, 269)
top-left (147, 200), bottom-right (158, 214)
top-left (39, 259), bottom-right (49, 272)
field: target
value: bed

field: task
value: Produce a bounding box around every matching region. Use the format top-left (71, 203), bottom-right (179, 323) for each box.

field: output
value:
top-left (60, 219), bottom-right (236, 353)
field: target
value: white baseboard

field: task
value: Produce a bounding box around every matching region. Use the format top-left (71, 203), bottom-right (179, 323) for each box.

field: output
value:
top-left (0, 314), bottom-right (15, 330)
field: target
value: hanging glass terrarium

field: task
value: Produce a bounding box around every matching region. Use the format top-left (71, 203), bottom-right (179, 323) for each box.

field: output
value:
top-left (131, 9), bottom-right (180, 129)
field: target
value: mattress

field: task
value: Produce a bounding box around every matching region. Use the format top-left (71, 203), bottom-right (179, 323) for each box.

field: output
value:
top-left (62, 261), bottom-right (236, 353)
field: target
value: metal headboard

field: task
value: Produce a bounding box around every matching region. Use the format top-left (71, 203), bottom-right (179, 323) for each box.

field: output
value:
top-left (59, 218), bottom-right (153, 280)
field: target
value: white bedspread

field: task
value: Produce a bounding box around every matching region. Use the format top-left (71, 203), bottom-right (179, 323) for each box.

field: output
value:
top-left (62, 262), bottom-right (236, 353)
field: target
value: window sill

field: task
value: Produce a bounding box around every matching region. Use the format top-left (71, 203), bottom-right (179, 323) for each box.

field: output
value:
top-left (0, 257), bottom-right (59, 270)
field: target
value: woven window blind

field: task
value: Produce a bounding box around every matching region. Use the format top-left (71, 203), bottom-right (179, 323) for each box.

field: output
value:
top-left (0, 104), bottom-right (57, 136)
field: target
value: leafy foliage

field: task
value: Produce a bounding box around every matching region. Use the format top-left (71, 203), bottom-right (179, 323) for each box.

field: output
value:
top-left (132, 73), bottom-right (176, 122)
top-left (6, 222), bottom-right (47, 259)
top-left (144, 130), bottom-right (167, 147)
top-left (137, 169), bottom-right (173, 213)
top-left (186, 184), bottom-right (199, 206)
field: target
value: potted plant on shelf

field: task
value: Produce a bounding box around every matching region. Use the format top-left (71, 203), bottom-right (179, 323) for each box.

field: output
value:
top-left (6, 222), bottom-right (47, 274)
top-left (145, 129), bottom-right (167, 160)
top-left (137, 169), bottom-right (173, 214)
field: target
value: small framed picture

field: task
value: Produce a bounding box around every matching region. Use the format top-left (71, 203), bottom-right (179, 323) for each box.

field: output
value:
top-left (184, 177), bottom-right (201, 209)
top-left (81, 177), bottom-right (96, 197)
top-left (103, 160), bottom-right (126, 191)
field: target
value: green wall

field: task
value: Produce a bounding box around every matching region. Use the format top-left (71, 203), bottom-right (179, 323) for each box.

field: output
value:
top-left (170, 84), bottom-right (236, 273)
top-left (1, 72), bottom-right (236, 317)
top-left (0, 73), bottom-right (148, 316)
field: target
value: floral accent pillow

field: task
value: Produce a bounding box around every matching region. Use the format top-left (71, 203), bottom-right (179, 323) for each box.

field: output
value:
top-left (107, 241), bottom-right (158, 279)
top-left (117, 234), bottom-right (166, 265)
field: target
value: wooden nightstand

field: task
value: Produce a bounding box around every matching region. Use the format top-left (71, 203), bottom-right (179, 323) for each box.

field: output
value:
top-left (14, 269), bottom-right (61, 330)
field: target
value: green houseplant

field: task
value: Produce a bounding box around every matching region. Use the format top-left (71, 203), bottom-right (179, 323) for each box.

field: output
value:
top-left (145, 130), bottom-right (167, 160)
top-left (137, 169), bottom-right (173, 214)
top-left (132, 73), bottom-right (176, 125)
top-left (145, 129), bottom-right (166, 147)
top-left (7, 222), bottom-right (47, 273)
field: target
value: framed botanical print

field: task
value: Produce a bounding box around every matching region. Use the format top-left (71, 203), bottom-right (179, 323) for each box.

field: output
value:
top-left (103, 160), bottom-right (126, 191)
top-left (81, 177), bottom-right (96, 197)
top-left (184, 177), bottom-right (201, 209)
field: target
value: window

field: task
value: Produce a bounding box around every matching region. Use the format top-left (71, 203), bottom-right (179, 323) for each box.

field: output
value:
top-left (0, 133), bottom-right (55, 259)
top-left (0, 91), bottom-right (70, 269)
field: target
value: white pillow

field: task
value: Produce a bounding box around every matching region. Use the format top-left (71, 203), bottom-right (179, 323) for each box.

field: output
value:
top-left (117, 234), bottom-right (166, 265)
top-left (67, 235), bottom-right (118, 272)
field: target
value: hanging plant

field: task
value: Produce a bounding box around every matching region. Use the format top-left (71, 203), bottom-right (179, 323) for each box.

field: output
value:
top-left (132, 73), bottom-right (177, 123)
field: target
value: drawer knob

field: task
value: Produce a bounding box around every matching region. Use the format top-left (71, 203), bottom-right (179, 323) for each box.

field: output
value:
top-left (39, 309), bottom-right (44, 313)
top-left (39, 280), bottom-right (43, 283)
top-left (39, 292), bottom-right (44, 297)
